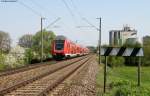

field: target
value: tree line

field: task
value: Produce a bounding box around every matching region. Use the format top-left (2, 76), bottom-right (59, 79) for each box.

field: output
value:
top-left (0, 30), bottom-right (56, 70)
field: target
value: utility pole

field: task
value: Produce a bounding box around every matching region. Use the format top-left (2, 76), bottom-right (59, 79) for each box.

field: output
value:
top-left (96, 18), bottom-right (101, 64)
top-left (41, 17), bottom-right (45, 62)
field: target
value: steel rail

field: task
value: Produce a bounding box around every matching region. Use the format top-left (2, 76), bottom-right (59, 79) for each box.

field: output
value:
top-left (0, 56), bottom-right (89, 95)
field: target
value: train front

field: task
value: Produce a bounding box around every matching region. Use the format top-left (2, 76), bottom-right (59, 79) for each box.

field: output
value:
top-left (52, 35), bottom-right (66, 60)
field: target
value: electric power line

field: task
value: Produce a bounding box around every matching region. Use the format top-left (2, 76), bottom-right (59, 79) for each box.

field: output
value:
top-left (45, 17), bottom-right (61, 29)
top-left (29, 0), bottom-right (57, 17)
top-left (29, 0), bottom-right (77, 33)
top-left (29, 0), bottom-right (44, 10)
top-left (82, 18), bottom-right (98, 30)
top-left (69, 0), bottom-right (98, 30)
top-left (29, 0), bottom-right (72, 32)
top-left (61, 0), bottom-right (79, 27)
top-left (62, 0), bottom-right (75, 18)
top-left (17, 1), bottom-right (42, 17)
top-left (70, 0), bottom-right (82, 18)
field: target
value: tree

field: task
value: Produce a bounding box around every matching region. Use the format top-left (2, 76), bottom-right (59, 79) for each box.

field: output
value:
top-left (5, 45), bottom-right (25, 68)
top-left (0, 53), bottom-right (6, 70)
top-left (0, 31), bottom-right (11, 53)
top-left (87, 46), bottom-right (97, 53)
top-left (123, 42), bottom-right (142, 48)
top-left (143, 36), bottom-right (150, 66)
top-left (32, 30), bottom-right (56, 60)
top-left (18, 34), bottom-right (33, 48)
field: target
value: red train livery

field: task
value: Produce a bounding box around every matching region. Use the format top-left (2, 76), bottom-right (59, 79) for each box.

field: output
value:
top-left (51, 35), bottom-right (89, 59)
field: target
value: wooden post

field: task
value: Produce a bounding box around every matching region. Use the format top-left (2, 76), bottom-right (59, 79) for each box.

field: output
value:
top-left (104, 56), bottom-right (107, 93)
top-left (138, 57), bottom-right (141, 86)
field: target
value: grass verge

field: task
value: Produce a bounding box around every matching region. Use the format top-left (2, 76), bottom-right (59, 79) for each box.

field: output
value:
top-left (96, 65), bottom-right (150, 96)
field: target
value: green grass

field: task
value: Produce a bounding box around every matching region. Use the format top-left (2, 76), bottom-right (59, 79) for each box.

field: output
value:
top-left (96, 65), bottom-right (150, 96)
top-left (108, 67), bottom-right (150, 87)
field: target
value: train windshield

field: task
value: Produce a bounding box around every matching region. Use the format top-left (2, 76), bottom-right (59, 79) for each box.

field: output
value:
top-left (55, 40), bottom-right (64, 50)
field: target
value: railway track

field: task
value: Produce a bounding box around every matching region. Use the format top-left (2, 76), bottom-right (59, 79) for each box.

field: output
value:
top-left (48, 56), bottom-right (94, 96)
top-left (0, 55), bottom-right (90, 95)
top-left (53, 56), bottom-right (98, 96)
top-left (0, 57), bottom-right (80, 77)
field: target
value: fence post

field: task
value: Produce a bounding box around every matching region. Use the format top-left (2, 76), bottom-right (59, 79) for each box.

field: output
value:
top-left (104, 56), bottom-right (107, 93)
top-left (138, 57), bottom-right (141, 86)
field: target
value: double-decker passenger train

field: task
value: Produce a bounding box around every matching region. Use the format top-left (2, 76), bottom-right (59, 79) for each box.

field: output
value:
top-left (51, 35), bottom-right (89, 60)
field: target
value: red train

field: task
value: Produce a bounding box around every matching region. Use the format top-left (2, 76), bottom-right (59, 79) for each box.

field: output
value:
top-left (51, 35), bottom-right (89, 59)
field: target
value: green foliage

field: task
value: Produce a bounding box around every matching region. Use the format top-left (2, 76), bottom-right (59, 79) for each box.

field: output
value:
top-left (24, 48), bottom-right (34, 64)
top-left (87, 46), bottom-right (97, 53)
top-left (110, 80), bottom-right (150, 96)
top-left (122, 35), bottom-right (150, 66)
top-left (143, 36), bottom-right (150, 66)
top-left (123, 42), bottom-right (142, 48)
top-left (0, 53), bottom-right (6, 70)
top-left (96, 66), bottom-right (150, 96)
top-left (32, 30), bottom-right (56, 60)
top-left (108, 56), bottom-right (125, 67)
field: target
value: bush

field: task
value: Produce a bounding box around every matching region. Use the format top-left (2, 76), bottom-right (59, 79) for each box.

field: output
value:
top-left (109, 79), bottom-right (150, 96)
top-left (0, 53), bottom-right (6, 70)
top-left (142, 58), bottom-right (150, 66)
top-left (4, 46), bottom-right (26, 68)
top-left (24, 49), bottom-right (34, 64)
top-left (110, 79), bottom-right (130, 88)
top-left (108, 57), bottom-right (125, 67)
top-left (114, 85), bottom-right (150, 96)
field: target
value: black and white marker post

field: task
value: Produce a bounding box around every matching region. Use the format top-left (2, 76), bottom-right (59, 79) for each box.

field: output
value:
top-left (101, 47), bottom-right (144, 93)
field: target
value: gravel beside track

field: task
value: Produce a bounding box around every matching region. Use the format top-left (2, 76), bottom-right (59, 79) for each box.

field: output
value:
top-left (49, 55), bottom-right (98, 96)
top-left (4, 56), bottom-right (91, 96)
top-left (0, 56), bottom-right (88, 95)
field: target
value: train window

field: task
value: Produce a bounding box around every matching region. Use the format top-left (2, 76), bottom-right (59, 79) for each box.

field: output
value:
top-left (55, 40), bottom-right (64, 50)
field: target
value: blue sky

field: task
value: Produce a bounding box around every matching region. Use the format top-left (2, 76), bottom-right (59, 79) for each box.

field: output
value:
top-left (0, 0), bottom-right (149, 46)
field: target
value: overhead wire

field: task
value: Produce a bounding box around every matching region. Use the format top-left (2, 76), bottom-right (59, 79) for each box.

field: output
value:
top-left (82, 18), bottom-right (98, 30)
top-left (61, 0), bottom-right (78, 26)
top-left (22, 0), bottom-right (76, 36)
top-left (17, 0), bottom-right (42, 17)
top-left (45, 17), bottom-right (61, 29)
top-left (62, 0), bottom-right (75, 18)
top-left (70, 0), bottom-right (82, 18)
top-left (29, 0), bottom-right (57, 18)
top-left (29, 0), bottom-right (72, 32)
top-left (69, 0), bottom-right (98, 30)
top-left (29, 0), bottom-right (64, 32)
top-left (69, 0), bottom-right (99, 46)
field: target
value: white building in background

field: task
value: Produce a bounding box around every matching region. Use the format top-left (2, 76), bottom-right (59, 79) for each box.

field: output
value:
top-left (109, 26), bottom-right (137, 46)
